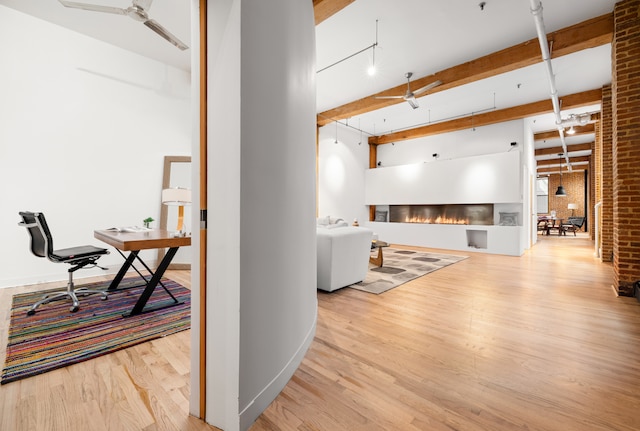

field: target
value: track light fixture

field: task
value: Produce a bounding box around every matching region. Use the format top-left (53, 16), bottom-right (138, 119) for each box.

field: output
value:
top-left (317, 19), bottom-right (379, 75)
top-left (560, 113), bottom-right (592, 128)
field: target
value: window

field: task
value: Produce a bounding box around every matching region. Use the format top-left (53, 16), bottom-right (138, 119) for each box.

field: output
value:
top-left (536, 177), bottom-right (549, 214)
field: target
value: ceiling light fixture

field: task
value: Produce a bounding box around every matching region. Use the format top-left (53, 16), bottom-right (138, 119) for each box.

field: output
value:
top-left (560, 113), bottom-right (592, 128)
top-left (317, 19), bottom-right (379, 74)
top-left (555, 153), bottom-right (567, 197)
top-left (566, 125), bottom-right (576, 135)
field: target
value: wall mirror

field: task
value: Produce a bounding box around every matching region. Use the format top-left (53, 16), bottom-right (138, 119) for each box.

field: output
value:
top-left (159, 155), bottom-right (192, 269)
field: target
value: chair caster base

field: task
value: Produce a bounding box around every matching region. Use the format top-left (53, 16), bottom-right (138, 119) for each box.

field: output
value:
top-left (27, 309), bottom-right (36, 316)
top-left (70, 306), bottom-right (79, 313)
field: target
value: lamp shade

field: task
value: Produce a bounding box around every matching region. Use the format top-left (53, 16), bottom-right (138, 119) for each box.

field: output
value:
top-left (568, 203), bottom-right (578, 210)
top-left (162, 188), bottom-right (191, 233)
top-left (162, 187), bottom-right (191, 205)
top-left (555, 185), bottom-right (567, 196)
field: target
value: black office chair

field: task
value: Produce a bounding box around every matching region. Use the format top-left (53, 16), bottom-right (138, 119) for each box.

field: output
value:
top-left (18, 211), bottom-right (109, 315)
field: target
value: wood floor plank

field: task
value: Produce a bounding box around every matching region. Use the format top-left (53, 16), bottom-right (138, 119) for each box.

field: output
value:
top-left (1, 235), bottom-right (639, 430)
top-left (255, 235), bottom-right (640, 431)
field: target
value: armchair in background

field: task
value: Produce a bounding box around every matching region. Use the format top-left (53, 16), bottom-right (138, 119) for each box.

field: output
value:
top-left (18, 211), bottom-right (109, 315)
top-left (561, 216), bottom-right (586, 236)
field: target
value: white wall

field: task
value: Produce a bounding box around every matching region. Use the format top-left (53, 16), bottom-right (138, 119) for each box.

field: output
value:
top-left (318, 120), bottom-right (530, 250)
top-left (364, 151), bottom-right (522, 205)
top-left (0, 6), bottom-right (191, 288)
top-left (524, 117), bottom-right (540, 247)
top-left (201, 1), bottom-right (317, 430)
top-left (375, 120), bottom-right (525, 166)
top-left (318, 124), bottom-right (371, 224)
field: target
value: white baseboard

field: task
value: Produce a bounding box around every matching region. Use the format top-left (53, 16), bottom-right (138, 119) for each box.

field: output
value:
top-left (239, 314), bottom-right (317, 430)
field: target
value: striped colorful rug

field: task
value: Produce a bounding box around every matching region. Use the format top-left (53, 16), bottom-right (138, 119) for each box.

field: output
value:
top-left (1, 277), bottom-right (190, 384)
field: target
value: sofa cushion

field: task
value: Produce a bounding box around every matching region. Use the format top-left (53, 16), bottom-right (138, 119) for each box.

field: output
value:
top-left (317, 215), bottom-right (330, 226)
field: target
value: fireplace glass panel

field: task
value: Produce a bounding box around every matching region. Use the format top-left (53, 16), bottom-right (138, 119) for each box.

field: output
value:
top-left (389, 204), bottom-right (494, 225)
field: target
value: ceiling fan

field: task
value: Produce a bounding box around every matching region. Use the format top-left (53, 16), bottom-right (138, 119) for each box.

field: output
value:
top-left (375, 72), bottom-right (441, 109)
top-left (58, 0), bottom-right (189, 51)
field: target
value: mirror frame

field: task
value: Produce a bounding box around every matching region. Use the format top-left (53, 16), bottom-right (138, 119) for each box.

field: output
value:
top-left (158, 155), bottom-right (192, 269)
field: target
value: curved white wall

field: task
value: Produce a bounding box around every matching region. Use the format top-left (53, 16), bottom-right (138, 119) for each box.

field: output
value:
top-left (202, 1), bottom-right (317, 430)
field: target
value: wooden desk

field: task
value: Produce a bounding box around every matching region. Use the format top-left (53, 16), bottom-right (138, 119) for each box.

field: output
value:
top-left (94, 229), bottom-right (191, 316)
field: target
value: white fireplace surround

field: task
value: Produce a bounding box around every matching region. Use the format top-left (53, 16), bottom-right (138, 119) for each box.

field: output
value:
top-left (365, 151), bottom-right (521, 205)
top-left (364, 151), bottom-right (524, 256)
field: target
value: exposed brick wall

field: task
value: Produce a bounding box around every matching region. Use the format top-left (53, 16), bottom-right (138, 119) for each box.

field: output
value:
top-left (548, 172), bottom-right (587, 227)
top-left (589, 156), bottom-right (595, 240)
top-left (612, 0), bottom-right (640, 296)
top-left (601, 85), bottom-right (614, 263)
top-left (593, 112), bottom-right (602, 242)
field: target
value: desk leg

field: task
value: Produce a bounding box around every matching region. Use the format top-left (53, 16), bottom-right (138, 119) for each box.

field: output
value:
top-left (125, 247), bottom-right (180, 317)
top-left (108, 250), bottom-right (139, 291)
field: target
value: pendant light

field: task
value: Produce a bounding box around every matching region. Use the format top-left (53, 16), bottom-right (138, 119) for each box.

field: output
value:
top-left (555, 153), bottom-right (567, 196)
top-left (367, 19), bottom-right (379, 76)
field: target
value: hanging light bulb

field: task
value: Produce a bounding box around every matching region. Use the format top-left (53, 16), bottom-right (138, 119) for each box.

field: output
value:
top-left (367, 19), bottom-right (379, 76)
top-left (367, 44), bottom-right (376, 76)
top-left (566, 125), bottom-right (576, 135)
top-left (555, 153), bottom-right (567, 196)
top-left (334, 120), bottom-right (338, 144)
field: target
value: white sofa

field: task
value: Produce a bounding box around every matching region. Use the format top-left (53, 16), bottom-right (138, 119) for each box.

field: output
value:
top-left (316, 217), bottom-right (373, 292)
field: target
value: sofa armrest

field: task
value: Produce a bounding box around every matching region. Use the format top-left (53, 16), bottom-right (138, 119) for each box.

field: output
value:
top-left (317, 227), bottom-right (373, 292)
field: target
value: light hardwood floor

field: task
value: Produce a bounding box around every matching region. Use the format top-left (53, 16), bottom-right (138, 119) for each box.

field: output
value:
top-left (1, 234), bottom-right (639, 431)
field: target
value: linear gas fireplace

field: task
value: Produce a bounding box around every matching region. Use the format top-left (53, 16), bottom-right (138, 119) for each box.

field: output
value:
top-left (389, 204), bottom-right (494, 225)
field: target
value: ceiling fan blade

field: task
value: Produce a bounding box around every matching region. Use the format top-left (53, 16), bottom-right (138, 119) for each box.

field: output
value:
top-left (133, 0), bottom-right (154, 11)
top-left (58, 0), bottom-right (126, 15)
top-left (374, 95), bottom-right (405, 100)
top-left (144, 19), bottom-right (189, 50)
top-left (412, 80), bottom-right (442, 96)
top-left (406, 97), bottom-right (419, 109)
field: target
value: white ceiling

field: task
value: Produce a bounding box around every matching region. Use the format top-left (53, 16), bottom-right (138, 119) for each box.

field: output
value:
top-left (0, 0), bottom-right (617, 166)
top-left (315, 0), bottom-right (615, 164)
top-left (0, 0), bottom-right (190, 72)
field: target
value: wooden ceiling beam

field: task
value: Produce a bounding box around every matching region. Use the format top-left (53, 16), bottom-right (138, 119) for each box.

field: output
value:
top-left (317, 13), bottom-right (613, 126)
top-left (313, 0), bottom-right (356, 25)
top-left (369, 89), bottom-right (602, 145)
top-left (537, 156), bottom-right (590, 166)
top-left (537, 164), bottom-right (588, 174)
top-left (534, 123), bottom-right (595, 141)
top-left (535, 143), bottom-right (593, 157)
top-left (538, 168), bottom-right (587, 175)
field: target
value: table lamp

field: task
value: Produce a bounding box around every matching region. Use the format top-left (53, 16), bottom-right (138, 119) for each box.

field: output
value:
top-left (568, 203), bottom-right (577, 216)
top-left (162, 187), bottom-right (191, 234)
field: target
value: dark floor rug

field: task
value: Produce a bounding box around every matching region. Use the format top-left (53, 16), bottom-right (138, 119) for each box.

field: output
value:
top-left (1, 277), bottom-right (190, 384)
top-left (349, 248), bottom-right (468, 294)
